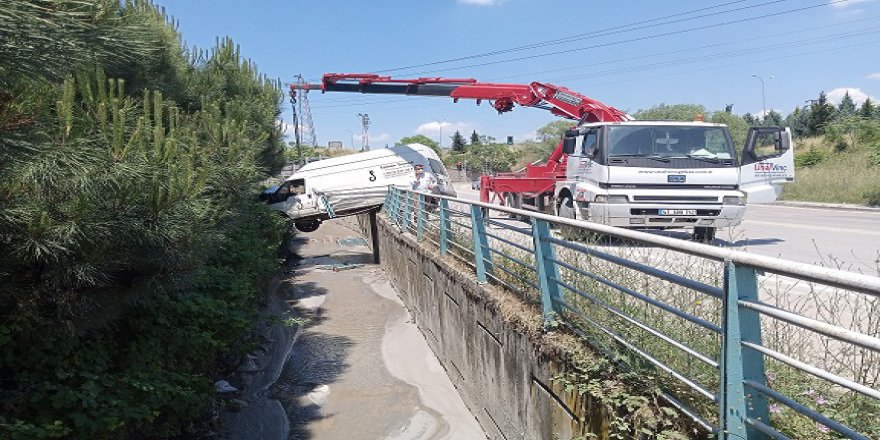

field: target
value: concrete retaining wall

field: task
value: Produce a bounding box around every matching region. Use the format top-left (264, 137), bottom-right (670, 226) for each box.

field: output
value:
top-left (364, 213), bottom-right (615, 440)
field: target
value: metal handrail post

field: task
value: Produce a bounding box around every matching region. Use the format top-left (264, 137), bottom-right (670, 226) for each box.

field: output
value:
top-left (532, 218), bottom-right (562, 329)
top-left (391, 188), bottom-right (401, 226)
top-left (404, 191), bottom-right (413, 231)
top-left (387, 187), bottom-right (397, 225)
top-left (417, 193), bottom-right (425, 241)
top-left (470, 204), bottom-right (491, 283)
top-left (720, 260), bottom-right (763, 439)
top-left (733, 262), bottom-right (770, 439)
top-left (439, 198), bottom-right (450, 255)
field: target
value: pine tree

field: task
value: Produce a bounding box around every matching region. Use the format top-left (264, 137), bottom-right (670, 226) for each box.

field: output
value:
top-left (451, 130), bottom-right (467, 152)
top-left (859, 98), bottom-right (876, 119)
top-left (470, 130), bottom-right (481, 145)
top-left (836, 91), bottom-right (857, 120)
top-left (808, 91), bottom-right (835, 135)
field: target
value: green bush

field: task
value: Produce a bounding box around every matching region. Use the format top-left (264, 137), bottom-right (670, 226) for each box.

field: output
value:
top-left (794, 148), bottom-right (826, 168)
top-left (0, 1), bottom-right (287, 438)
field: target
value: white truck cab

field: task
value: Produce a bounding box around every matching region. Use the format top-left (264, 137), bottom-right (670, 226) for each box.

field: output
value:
top-left (556, 121), bottom-right (794, 241)
top-left (261, 143), bottom-right (453, 232)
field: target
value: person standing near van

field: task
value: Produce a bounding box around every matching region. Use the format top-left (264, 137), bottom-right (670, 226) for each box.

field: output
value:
top-left (412, 164), bottom-right (439, 211)
top-left (411, 164), bottom-right (438, 192)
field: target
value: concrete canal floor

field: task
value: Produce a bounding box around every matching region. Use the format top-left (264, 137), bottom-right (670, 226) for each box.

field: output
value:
top-left (220, 219), bottom-right (485, 440)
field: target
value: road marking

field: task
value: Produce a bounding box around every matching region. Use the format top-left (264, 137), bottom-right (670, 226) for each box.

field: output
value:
top-left (745, 220), bottom-right (880, 237)
top-left (754, 204), bottom-right (880, 216)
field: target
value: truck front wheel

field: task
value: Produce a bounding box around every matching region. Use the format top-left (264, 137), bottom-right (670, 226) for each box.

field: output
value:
top-left (693, 226), bottom-right (716, 243)
top-left (295, 219), bottom-right (321, 233)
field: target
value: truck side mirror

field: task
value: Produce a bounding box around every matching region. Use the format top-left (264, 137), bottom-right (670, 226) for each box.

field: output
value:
top-left (562, 129), bottom-right (579, 155)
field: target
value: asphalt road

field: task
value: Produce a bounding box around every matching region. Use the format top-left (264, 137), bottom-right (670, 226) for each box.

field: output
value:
top-left (452, 184), bottom-right (880, 274)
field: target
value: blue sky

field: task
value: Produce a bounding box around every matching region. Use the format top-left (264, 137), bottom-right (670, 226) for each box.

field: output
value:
top-left (160, 0), bottom-right (880, 149)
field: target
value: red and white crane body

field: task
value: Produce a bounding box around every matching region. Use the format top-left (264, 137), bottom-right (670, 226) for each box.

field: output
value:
top-left (293, 73), bottom-right (795, 241)
top-left (293, 73), bottom-right (631, 206)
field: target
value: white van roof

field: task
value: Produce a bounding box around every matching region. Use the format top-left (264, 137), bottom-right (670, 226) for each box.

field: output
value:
top-left (287, 143), bottom-right (438, 179)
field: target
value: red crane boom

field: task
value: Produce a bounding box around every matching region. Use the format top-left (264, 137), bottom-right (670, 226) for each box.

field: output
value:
top-left (292, 73), bottom-right (631, 204)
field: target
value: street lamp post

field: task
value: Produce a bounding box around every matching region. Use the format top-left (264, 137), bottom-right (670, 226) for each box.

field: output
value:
top-left (435, 119), bottom-right (445, 149)
top-left (751, 74), bottom-right (774, 120)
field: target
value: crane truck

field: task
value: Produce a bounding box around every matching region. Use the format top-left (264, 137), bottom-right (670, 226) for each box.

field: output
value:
top-left (292, 73), bottom-right (794, 242)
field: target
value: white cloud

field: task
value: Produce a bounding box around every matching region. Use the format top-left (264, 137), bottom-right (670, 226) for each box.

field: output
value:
top-left (279, 119), bottom-right (295, 139)
top-left (829, 0), bottom-right (874, 7)
top-left (516, 131), bottom-right (539, 142)
top-left (866, 72), bottom-right (880, 80)
top-left (415, 121), bottom-right (474, 138)
top-left (459, 0), bottom-right (500, 5)
top-left (826, 87), bottom-right (876, 105)
top-left (371, 132), bottom-right (391, 144)
top-left (753, 109), bottom-right (781, 118)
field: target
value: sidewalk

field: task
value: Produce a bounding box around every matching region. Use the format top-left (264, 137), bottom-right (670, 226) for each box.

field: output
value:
top-left (253, 219), bottom-right (485, 440)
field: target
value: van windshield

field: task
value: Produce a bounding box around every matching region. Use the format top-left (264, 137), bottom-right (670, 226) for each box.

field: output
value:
top-left (428, 158), bottom-right (448, 176)
top-left (607, 126), bottom-right (735, 160)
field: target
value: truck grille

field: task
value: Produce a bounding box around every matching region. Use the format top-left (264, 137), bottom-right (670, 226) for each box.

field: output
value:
top-left (630, 209), bottom-right (721, 216)
top-left (632, 195), bottom-right (719, 203)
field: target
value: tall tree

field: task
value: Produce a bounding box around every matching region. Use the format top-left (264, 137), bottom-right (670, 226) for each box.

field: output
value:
top-left (450, 130), bottom-right (467, 152)
top-left (470, 130), bottom-right (481, 145)
top-left (784, 107), bottom-right (811, 138)
top-left (763, 110), bottom-right (783, 126)
top-left (742, 112), bottom-right (759, 126)
top-left (836, 91), bottom-right (857, 120)
top-left (859, 98), bottom-right (876, 119)
top-left (808, 91), bottom-right (835, 135)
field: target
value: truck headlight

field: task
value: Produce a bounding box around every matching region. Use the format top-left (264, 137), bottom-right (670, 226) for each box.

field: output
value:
top-left (594, 195), bottom-right (628, 204)
top-left (723, 196), bottom-right (745, 205)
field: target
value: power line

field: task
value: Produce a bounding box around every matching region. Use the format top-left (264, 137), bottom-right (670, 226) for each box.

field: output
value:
top-left (484, 14), bottom-right (880, 83)
top-left (309, 22), bottom-right (879, 111)
top-left (373, 0), bottom-right (776, 73)
top-left (395, 0), bottom-right (851, 77)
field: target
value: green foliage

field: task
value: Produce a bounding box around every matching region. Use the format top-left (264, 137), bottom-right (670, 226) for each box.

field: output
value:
top-left (794, 149), bottom-right (826, 168)
top-left (0, 2), bottom-right (287, 438)
top-left (633, 103), bottom-right (707, 121)
top-left (836, 91), bottom-right (857, 119)
top-left (397, 134), bottom-right (441, 156)
top-left (808, 91), bottom-right (835, 135)
top-left (450, 130), bottom-right (467, 153)
top-left (708, 111), bottom-right (749, 149)
top-left (446, 142), bottom-right (517, 173)
top-left (859, 98), bottom-right (876, 119)
top-left (470, 130), bottom-right (481, 145)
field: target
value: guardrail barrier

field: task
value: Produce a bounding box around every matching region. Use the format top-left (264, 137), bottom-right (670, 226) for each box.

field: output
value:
top-left (384, 186), bottom-right (880, 440)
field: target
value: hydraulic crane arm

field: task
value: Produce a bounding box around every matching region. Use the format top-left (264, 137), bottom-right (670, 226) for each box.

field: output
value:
top-left (292, 73), bottom-right (633, 204)
top-left (292, 73), bottom-right (631, 124)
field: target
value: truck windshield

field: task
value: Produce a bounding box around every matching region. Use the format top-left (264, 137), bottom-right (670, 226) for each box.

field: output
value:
top-left (607, 126), bottom-right (735, 160)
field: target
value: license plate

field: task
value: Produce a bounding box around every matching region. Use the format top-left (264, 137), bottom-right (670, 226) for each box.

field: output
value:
top-left (659, 209), bottom-right (696, 216)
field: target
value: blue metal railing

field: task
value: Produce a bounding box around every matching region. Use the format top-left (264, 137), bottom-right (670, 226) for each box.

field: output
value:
top-left (383, 186), bottom-right (880, 440)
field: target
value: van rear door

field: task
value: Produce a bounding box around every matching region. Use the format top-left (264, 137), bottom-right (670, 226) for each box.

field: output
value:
top-left (739, 127), bottom-right (794, 203)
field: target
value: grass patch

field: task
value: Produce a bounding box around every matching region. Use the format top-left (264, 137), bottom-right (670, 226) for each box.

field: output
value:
top-left (783, 147), bottom-right (880, 205)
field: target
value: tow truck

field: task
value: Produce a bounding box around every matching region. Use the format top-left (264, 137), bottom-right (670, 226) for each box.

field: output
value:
top-left (293, 73), bottom-right (794, 242)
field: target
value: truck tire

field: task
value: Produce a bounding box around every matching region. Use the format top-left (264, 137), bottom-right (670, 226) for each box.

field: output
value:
top-left (693, 226), bottom-right (715, 243)
top-left (294, 219), bottom-right (321, 233)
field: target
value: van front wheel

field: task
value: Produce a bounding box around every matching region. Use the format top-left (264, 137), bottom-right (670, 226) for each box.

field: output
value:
top-left (295, 219), bottom-right (321, 233)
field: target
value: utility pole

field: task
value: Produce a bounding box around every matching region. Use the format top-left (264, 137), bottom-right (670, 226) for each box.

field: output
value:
top-left (289, 85), bottom-right (301, 164)
top-left (358, 113), bottom-right (371, 151)
top-left (751, 74), bottom-right (773, 121)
